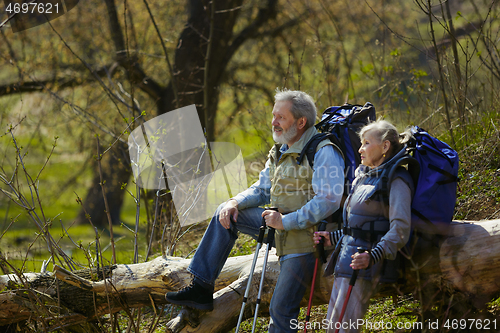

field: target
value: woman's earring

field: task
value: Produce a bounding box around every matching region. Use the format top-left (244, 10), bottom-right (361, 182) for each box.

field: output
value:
top-left (383, 153), bottom-right (386, 158)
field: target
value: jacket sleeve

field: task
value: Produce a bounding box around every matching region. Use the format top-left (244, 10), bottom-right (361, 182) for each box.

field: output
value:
top-left (370, 174), bottom-right (413, 263)
top-left (231, 159), bottom-right (271, 209)
top-left (282, 144), bottom-right (344, 231)
top-left (330, 229), bottom-right (343, 246)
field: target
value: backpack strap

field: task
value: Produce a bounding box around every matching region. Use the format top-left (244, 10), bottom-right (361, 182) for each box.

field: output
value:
top-left (296, 133), bottom-right (342, 168)
top-left (427, 164), bottom-right (458, 185)
top-left (343, 225), bottom-right (387, 243)
top-left (369, 152), bottom-right (420, 208)
top-left (385, 155), bottom-right (420, 191)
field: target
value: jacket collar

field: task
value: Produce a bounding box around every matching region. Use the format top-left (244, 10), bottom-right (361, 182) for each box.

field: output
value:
top-left (355, 146), bottom-right (408, 178)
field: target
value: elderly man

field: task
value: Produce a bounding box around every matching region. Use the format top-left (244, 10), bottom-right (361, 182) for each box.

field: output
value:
top-left (166, 89), bottom-right (345, 332)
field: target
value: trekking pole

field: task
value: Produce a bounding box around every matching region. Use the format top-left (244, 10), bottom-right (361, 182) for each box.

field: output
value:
top-left (304, 221), bottom-right (328, 333)
top-left (235, 214), bottom-right (268, 333)
top-left (334, 247), bottom-right (367, 333)
top-left (251, 207), bottom-right (279, 333)
top-left (251, 226), bottom-right (275, 332)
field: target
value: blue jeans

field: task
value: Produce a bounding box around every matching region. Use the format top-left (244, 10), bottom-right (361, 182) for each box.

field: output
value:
top-left (188, 203), bottom-right (315, 332)
top-left (269, 252), bottom-right (316, 332)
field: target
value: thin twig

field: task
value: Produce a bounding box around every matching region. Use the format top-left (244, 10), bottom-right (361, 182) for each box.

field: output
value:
top-left (142, 0), bottom-right (179, 108)
top-left (97, 137), bottom-right (116, 265)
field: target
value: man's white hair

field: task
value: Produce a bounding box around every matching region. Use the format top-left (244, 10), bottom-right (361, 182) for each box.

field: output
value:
top-left (274, 89), bottom-right (317, 129)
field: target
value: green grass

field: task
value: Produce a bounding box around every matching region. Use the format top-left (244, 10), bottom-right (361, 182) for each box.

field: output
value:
top-left (0, 132), bottom-right (154, 272)
top-left (1, 221), bottom-right (150, 273)
top-left (0, 156), bottom-right (150, 273)
top-left (363, 296), bottom-right (421, 332)
top-left (229, 297), bottom-right (421, 333)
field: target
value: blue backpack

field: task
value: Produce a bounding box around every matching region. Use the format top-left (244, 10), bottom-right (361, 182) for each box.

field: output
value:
top-left (297, 102), bottom-right (376, 224)
top-left (380, 126), bottom-right (460, 236)
top-left (298, 102), bottom-right (376, 184)
top-left (409, 126), bottom-right (460, 234)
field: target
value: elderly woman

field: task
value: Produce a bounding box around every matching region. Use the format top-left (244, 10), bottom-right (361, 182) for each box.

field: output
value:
top-left (314, 119), bottom-right (414, 333)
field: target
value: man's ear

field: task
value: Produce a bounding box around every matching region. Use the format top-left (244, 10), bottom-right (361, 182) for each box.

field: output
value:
top-left (297, 117), bottom-right (307, 130)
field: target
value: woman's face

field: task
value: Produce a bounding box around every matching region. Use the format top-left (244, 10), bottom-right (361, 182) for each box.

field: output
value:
top-left (359, 130), bottom-right (389, 168)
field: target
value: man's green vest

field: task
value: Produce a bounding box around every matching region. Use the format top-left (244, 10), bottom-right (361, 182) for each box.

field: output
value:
top-left (268, 126), bottom-right (334, 256)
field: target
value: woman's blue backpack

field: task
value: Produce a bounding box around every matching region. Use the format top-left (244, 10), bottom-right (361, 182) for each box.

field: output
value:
top-left (380, 126), bottom-right (460, 236)
top-left (409, 126), bottom-right (459, 235)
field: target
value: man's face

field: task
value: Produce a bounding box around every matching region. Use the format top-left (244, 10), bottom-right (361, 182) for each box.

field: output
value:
top-left (271, 100), bottom-right (299, 145)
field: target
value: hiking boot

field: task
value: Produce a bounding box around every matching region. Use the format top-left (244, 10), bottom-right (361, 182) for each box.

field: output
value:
top-left (165, 281), bottom-right (214, 311)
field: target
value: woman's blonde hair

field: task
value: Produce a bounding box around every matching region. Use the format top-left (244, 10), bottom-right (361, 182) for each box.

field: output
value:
top-left (359, 119), bottom-right (412, 158)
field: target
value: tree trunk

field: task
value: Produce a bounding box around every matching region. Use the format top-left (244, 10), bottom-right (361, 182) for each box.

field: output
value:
top-left (1, 220), bottom-right (500, 332)
top-left (77, 0), bottom-right (278, 230)
top-left (75, 141), bottom-right (130, 228)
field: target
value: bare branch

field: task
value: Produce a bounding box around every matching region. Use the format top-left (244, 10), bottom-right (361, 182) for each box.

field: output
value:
top-left (223, 0), bottom-right (279, 66)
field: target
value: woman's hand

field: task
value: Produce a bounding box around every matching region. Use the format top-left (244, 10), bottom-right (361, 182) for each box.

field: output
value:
top-left (313, 231), bottom-right (332, 247)
top-left (350, 251), bottom-right (370, 270)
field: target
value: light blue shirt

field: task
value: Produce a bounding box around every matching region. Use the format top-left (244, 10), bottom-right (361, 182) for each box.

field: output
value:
top-left (233, 143), bottom-right (345, 231)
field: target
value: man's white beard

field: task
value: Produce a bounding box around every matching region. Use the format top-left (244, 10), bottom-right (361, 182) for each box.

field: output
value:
top-left (272, 122), bottom-right (298, 145)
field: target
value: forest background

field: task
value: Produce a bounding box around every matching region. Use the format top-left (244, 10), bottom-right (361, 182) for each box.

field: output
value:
top-left (0, 0), bottom-right (500, 332)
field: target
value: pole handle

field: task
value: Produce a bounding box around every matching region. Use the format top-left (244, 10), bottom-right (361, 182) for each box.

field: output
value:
top-left (257, 214), bottom-right (267, 243)
top-left (349, 247), bottom-right (367, 286)
top-left (357, 247), bottom-right (367, 253)
top-left (262, 207), bottom-right (279, 246)
top-left (266, 227), bottom-right (275, 245)
top-left (316, 221), bottom-right (327, 263)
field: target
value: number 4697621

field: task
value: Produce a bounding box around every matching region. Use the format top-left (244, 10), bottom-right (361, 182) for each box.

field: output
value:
top-left (5, 2), bottom-right (60, 14)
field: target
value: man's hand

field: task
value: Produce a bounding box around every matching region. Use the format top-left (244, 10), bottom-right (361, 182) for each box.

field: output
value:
top-left (219, 199), bottom-right (239, 229)
top-left (262, 209), bottom-right (284, 230)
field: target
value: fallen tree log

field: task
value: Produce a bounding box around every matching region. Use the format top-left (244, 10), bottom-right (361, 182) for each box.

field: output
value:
top-left (1, 220), bottom-right (499, 332)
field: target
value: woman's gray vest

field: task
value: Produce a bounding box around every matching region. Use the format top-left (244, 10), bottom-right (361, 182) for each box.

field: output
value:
top-left (332, 153), bottom-right (414, 283)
